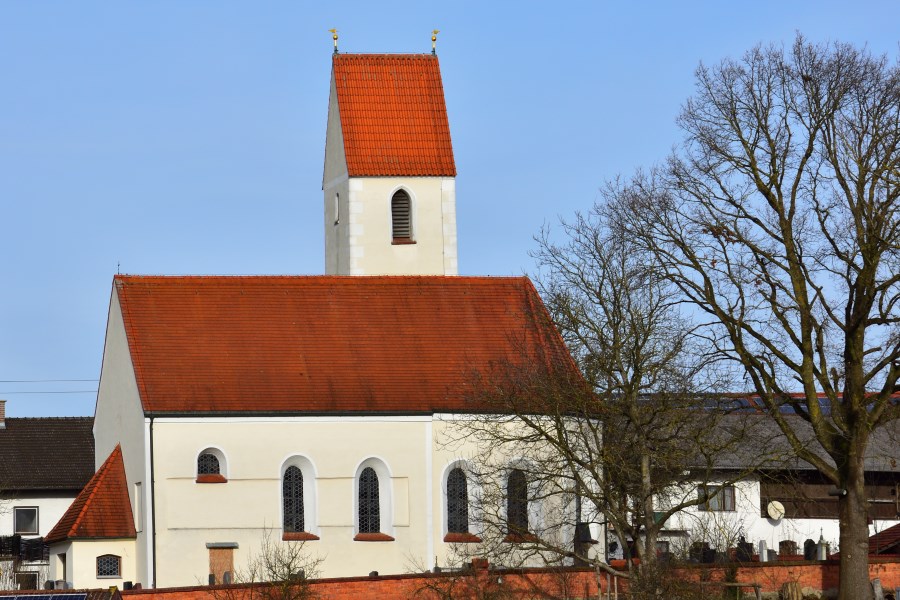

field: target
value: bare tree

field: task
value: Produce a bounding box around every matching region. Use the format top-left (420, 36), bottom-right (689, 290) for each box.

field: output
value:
top-left (444, 212), bottom-right (772, 595)
top-left (209, 529), bottom-right (323, 600)
top-left (611, 35), bottom-right (900, 599)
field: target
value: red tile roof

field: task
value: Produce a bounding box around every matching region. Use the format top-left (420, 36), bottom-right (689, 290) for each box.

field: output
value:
top-left (113, 275), bottom-right (575, 415)
top-left (46, 445), bottom-right (136, 544)
top-left (869, 522), bottom-right (900, 555)
top-left (332, 54), bottom-right (456, 177)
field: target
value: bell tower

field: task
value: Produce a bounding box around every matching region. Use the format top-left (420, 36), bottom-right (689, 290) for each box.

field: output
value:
top-left (322, 52), bottom-right (458, 275)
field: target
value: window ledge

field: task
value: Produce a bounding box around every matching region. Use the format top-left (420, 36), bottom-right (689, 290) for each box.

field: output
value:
top-left (354, 532), bottom-right (395, 542)
top-left (196, 474), bottom-right (228, 483)
top-left (443, 532), bottom-right (481, 544)
top-left (282, 532), bottom-right (320, 541)
top-left (391, 239), bottom-right (416, 245)
top-left (503, 532), bottom-right (539, 544)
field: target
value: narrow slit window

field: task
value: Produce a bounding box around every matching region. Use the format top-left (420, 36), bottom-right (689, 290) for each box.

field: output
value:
top-left (391, 190), bottom-right (412, 241)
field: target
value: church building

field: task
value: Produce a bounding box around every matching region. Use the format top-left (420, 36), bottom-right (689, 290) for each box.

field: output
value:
top-left (44, 50), bottom-right (579, 589)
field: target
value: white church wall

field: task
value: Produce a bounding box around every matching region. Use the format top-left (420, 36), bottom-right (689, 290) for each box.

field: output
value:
top-left (0, 493), bottom-right (78, 538)
top-left (323, 177), bottom-right (350, 275)
top-left (322, 76), bottom-right (348, 188)
top-left (92, 285), bottom-right (152, 587)
top-left (149, 416), bottom-right (434, 586)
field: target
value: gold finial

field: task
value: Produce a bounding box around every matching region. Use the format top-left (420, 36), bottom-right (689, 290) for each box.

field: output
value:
top-left (431, 29), bottom-right (440, 55)
top-left (329, 29), bottom-right (338, 54)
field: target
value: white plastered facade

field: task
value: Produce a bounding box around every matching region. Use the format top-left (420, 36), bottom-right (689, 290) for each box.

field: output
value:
top-left (91, 386), bottom-right (527, 587)
top-left (659, 477), bottom-right (900, 559)
top-left (48, 539), bottom-right (137, 590)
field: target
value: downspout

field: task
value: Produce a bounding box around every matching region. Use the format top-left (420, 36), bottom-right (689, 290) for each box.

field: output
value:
top-left (150, 416), bottom-right (157, 588)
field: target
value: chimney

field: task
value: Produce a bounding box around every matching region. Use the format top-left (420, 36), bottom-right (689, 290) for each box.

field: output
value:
top-left (0, 399), bottom-right (6, 429)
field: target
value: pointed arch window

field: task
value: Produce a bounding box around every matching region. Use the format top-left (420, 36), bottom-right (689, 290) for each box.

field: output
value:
top-left (391, 190), bottom-right (413, 243)
top-left (507, 468), bottom-right (529, 538)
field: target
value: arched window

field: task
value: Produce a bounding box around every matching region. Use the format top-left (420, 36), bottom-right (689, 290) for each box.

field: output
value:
top-left (198, 453), bottom-right (220, 475)
top-left (354, 458), bottom-right (393, 541)
top-left (447, 467), bottom-right (469, 534)
top-left (507, 468), bottom-right (528, 535)
top-left (283, 466), bottom-right (304, 532)
top-left (280, 456), bottom-right (319, 541)
top-left (391, 189), bottom-right (412, 242)
top-left (358, 467), bottom-right (380, 533)
top-left (196, 447), bottom-right (227, 483)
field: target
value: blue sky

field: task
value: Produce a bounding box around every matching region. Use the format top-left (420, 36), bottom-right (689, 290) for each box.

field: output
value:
top-left (1, 2), bottom-right (898, 417)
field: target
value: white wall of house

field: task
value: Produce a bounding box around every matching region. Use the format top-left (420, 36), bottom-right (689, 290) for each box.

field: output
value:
top-left (0, 493), bottom-right (78, 538)
top-left (668, 477), bottom-right (900, 557)
top-left (93, 286), bottom-right (151, 587)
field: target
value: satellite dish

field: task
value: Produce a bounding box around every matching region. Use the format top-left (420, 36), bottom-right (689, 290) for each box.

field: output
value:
top-left (767, 500), bottom-right (785, 521)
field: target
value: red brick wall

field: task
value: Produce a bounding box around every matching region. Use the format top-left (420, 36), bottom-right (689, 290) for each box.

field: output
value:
top-left (123, 558), bottom-right (900, 600)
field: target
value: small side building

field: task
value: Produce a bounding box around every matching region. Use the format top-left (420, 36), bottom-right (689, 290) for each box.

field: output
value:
top-left (45, 445), bottom-right (137, 590)
top-left (0, 402), bottom-right (94, 590)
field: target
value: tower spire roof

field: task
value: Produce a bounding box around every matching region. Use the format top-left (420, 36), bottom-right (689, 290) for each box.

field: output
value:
top-left (331, 53), bottom-right (456, 177)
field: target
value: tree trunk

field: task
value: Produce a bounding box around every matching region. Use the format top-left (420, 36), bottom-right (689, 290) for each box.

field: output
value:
top-left (838, 461), bottom-right (872, 600)
top-left (638, 451), bottom-right (657, 573)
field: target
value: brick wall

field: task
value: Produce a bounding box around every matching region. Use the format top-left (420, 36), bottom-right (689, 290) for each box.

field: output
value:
top-left (123, 558), bottom-right (900, 599)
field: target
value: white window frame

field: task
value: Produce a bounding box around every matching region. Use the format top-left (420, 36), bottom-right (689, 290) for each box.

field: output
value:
top-left (353, 457), bottom-right (393, 536)
top-left (13, 506), bottom-right (39, 535)
top-left (503, 459), bottom-right (543, 535)
top-left (388, 186), bottom-right (416, 243)
top-left (196, 446), bottom-right (228, 479)
top-left (96, 554), bottom-right (121, 579)
top-left (441, 460), bottom-right (481, 538)
top-left (280, 455), bottom-right (318, 536)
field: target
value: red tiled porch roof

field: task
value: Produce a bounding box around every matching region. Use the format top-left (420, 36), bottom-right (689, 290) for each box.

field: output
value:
top-left (332, 54), bottom-right (456, 177)
top-left (46, 444), bottom-right (136, 543)
top-left (113, 275), bottom-right (575, 415)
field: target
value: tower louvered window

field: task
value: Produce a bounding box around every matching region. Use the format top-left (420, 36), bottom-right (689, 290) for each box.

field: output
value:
top-left (198, 453), bottom-right (220, 475)
top-left (391, 190), bottom-right (412, 241)
top-left (283, 466), bottom-right (305, 532)
top-left (507, 469), bottom-right (528, 534)
top-left (359, 467), bottom-right (380, 533)
top-left (447, 467), bottom-right (469, 534)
